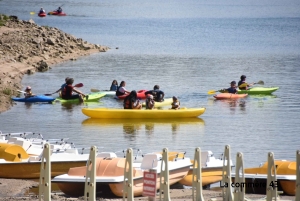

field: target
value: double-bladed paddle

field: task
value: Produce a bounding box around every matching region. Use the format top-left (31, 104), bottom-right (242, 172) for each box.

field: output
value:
top-left (44, 83), bottom-right (84, 96)
top-left (207, 80), bottom-right (264, 95)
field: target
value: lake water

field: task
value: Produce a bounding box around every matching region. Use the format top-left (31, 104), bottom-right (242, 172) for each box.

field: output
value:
top-left (0, 0), bottom-right (300, 168)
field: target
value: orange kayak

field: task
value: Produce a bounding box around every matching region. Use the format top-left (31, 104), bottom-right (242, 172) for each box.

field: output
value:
top-left (213, 93), bottom-right (248, 100)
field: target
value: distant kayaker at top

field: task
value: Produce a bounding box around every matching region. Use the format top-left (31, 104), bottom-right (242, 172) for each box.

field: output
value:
top-left (39, 7), bottom-right (45, 14)
top-left (57, 7), bottom-right (63, 13)
top-left (116, 81), bottom-right (130, 96)
top-left (145, 85), bottom-right (165, 102)
top-left (24, 86), bottom-right (35, 98)
top-left (238, 75), bottom-right (254, 90)
top-left (110, 80), bottom-right (118, 91)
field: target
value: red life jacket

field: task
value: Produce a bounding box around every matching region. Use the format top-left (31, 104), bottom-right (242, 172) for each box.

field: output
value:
top-left (62, 85), bottom-right (73, 98)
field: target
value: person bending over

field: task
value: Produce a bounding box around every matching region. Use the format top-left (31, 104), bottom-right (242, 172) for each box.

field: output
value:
top-left (145, 85), bottom-right (165, 102)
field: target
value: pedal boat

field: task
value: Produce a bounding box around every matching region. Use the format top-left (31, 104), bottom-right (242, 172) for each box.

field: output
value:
top-left (178, 151), bottom-right (234, 187)
top-left (231, 160), bottom-right (296, 195)
top-left (52, 152), bottom-right (191, 197)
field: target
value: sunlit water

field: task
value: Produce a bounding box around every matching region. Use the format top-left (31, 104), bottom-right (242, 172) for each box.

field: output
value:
top-left (0, 0), bottom-right (300, 168)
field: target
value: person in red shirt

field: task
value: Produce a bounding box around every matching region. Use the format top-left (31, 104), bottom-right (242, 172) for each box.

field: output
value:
top-left (61, 78), bottom-right (86, 102)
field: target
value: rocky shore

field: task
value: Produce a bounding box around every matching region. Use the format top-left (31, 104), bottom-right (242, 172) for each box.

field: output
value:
top-left (0, 14), bottom-right (109, 113)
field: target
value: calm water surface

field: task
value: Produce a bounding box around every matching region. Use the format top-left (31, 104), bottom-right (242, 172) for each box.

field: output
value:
top-left (0, 0), bottom-right (299, 168)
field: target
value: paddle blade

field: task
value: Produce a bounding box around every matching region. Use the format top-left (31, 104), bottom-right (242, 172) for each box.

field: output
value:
top-left (30, 12), bottom-right (35, 15)
top-left (208, 90), bottom-right (217, 95)
top-left (256, 80), bottom-right (264, 85)
top-left (74, 83), bottom-right (83, 87)
top-left (91, 89), bottom-right (100, 92)
top-left (44, 94), bottom-right (53, 96)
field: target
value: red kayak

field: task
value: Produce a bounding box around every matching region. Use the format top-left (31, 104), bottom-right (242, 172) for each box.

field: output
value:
top-left (116, 90), bottom-right (147, 100)
top-left (38, 12), bottom-right (46, 17)
top-left (214, 93), bottom-right (248, 100)
top-left (48, 11), bottom-right (67, 16)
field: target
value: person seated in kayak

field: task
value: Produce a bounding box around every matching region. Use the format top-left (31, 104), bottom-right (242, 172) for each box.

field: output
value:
top-left (57, 7), bottom-right (63, 13)
top-left (53, 77), bottom-right (69, 96)
top-left (110, 80), bottom-right (118, 91)
top-left (123, 90), bottom-right (142, 109)
top-left (238, 75), bottom-right (254, 90)
top-left (39, 7), bottom-right (45, 14)
top-left (61, 78), bottom-right (86, 102)
top-left (145, 94), bottom-right (155, 110)
top-left (116, 81), bottom-right (130, 96)
top-left (145, 85), bottom-right (165, 102)
top-left (171, 96), bottom-right (180, 110)
top-left (222, 81), bottom-right (238, 94)
top-left (24, 86), bottom-right (35, 98)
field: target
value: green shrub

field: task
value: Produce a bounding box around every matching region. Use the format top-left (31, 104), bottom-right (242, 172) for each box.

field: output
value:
top-left (2, 88), bottom-right (11, 95)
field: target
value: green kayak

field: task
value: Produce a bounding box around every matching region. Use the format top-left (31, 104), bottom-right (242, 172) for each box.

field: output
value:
top-left (55, 93), bottom-right (105, 103)
top-left (237, 87), bottom-right (279, 95)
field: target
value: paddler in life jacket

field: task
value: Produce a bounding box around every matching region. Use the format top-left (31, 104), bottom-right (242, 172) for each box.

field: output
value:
top-left (123, 90), bottom-right (142, 110)
top-left (61, 78), bottom-right (86, 102)
top-left (116, 81), bottom-right (130, 97)
top-left (57, 7), bottom-right (63, 13)
top-left (225, 81), bottom-right (238, 94)
top-left (238, 75), bottom-right (254, 90)
top-left (39, 7), bottom-right (45, 14)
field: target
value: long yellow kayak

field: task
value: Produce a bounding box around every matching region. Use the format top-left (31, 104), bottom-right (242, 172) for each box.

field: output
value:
top-left (82, 107), bottom-right (206, 119)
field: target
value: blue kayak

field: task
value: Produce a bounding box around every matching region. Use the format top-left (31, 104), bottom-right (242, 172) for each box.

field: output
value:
top-left (12, 95), bottom-right (55, 103)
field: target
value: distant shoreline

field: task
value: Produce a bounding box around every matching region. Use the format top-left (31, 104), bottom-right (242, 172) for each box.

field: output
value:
top-left (0, 14), bottom-right (109, 113)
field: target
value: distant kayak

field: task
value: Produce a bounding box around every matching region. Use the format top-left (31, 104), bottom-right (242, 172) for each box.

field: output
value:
top-left (55, 93), bottom-right (105, 103)
top-left (48, 11), bottom-right (67, 16)
top-left (115, 90), bottom-right (147, 100)
top-left (237, 87), bottom-right (279, 95)
top-left (12, 95), bottom-right (55, 103)
top-left (214, 93), bottom-right (248, 100)
top-left (38, 12), bottom-right (46, 17)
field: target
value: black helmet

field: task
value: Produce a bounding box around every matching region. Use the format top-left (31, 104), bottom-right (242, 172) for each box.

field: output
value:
top-left (231, 81), bottom-right (236, 85)
top-left (241, 75), bottom-right (246, 80)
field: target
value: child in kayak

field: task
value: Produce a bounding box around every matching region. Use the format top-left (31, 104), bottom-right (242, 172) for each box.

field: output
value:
top-left (145, 94), bottom-right (155, 110)
top-left (24, 86), bottom-right (35, 98)
top-left (110, 80), bottom-right (118, 91)
top-left (61, 78), bottom-right (86, 102)
top-left (123, 90), bottom-right (142, 109)
top-left (238, 75), bottom-right (254, 90)
top-left (171, 96), bottom-right (180, 110)
top-left (223, 81), bottom-right (238, 94)
top-left (116, 81), bottom-right (130, 97)
top-left (39, 7), bottom-right (45, 14)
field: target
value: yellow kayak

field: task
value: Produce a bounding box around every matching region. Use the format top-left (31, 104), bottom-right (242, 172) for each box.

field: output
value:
top-left (141, 98), bottom-right (173, 107)
top-left (82, 107), bottom-right (206, 119)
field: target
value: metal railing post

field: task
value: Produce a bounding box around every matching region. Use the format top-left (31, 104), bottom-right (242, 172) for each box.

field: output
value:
top-left (192, 147), bottom-right (204, 201)
top-left (159, 148), bottom-right (170, 201)
top-left (123, 148), bottom-right (134, 201)
top-left (295, 150), bottom-right (300, 201)
top-left (84, 146), bottom-right (97, 201)
top-left (222, 145), bottom-right (233, 201)
top-left (39, 143), bottom-right (51, 201)
top-left (233, 152), bottom-right (245, 201)
top-left (266, 152), bottom-right (277, 201)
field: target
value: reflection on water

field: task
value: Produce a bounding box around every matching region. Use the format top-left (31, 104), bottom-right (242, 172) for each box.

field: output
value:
top-left (82, 118), bottom-right (205, 137)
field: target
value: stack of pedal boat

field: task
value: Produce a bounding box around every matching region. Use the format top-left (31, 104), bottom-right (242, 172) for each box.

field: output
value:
top-left (0, 132), bottom-right (90, 179)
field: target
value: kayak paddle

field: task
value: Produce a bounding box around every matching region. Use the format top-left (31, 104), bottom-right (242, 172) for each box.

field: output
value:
top-left (90, 88), bottom-right (110, 92)
top-left (207, 80), bottom-right (264, 95)
top-left (44, 83), bottom-right (84, 96)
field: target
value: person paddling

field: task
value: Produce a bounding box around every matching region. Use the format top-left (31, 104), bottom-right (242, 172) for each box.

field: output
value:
top-left (53, 77), bottom-right (69, 97)
top-left (238, 75), bottom-right (254, 90)
top-left (61, 78), bottom-right (86, 102)
top-left (145, 85), bottom-right (165, 102)
top-left (24, 86), bottom-right (35, 98)
top-left (223, 81), bottom-right (238, 94)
